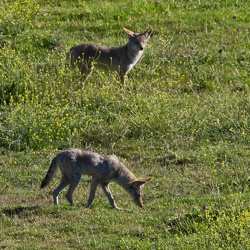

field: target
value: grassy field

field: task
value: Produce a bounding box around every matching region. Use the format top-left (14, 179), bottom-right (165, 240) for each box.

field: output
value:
top-left (1, 0), bottom-right (250, 249)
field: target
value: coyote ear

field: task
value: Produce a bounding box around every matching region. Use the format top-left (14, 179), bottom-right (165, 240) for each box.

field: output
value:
top-left (131, 177), bottom-right (152, 189)
top-left (123, 27), bottom-right (135, 37)
top-left (144, 27), bottom-right (153, 38)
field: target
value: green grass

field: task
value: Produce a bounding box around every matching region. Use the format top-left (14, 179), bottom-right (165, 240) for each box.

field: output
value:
top-left (0, 0), bottom-right (250, 249)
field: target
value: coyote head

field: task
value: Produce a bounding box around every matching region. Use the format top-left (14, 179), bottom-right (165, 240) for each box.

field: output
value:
top-left (123, 27), bottom-right (153, 52)
top-left (129, 177), bottom-right (151, 207)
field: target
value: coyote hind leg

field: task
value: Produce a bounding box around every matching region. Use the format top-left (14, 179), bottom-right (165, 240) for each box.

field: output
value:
top-left (52, 177), bottom-right (69, 205)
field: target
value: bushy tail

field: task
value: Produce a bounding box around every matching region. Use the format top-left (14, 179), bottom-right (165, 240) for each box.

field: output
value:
top-left (41, 157), bottom-right (59, 189)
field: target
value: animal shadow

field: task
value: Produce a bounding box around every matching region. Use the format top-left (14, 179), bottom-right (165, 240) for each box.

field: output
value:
top-left (2, 205), bottom-right (41, 217)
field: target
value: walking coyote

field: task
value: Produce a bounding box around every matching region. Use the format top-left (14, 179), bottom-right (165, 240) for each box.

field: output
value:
top-left (41, 149), bottom-right (151, 209)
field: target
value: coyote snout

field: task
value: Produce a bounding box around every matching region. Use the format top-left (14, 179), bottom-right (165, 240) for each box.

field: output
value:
top-left (41, 149), bottom-right (151, 210)
top-left (67, 27), bottom-right (152, 84)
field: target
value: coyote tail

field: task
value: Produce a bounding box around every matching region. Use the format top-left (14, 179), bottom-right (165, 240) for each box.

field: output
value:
top-left (40, 157), bottom-right (58, 189)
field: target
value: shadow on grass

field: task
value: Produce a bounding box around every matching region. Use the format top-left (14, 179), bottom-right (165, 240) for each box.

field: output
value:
top-left (2, 205), bottom-right (41, 217)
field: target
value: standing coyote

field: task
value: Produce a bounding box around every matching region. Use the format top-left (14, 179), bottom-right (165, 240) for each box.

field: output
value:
top-left (41, 149), bottom-right (151, 209)
top-left (67, 27), bottom-right (152, 84)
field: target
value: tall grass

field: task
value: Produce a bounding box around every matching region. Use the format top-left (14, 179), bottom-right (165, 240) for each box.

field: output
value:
top-left (0, 0), bottom-right (250, 249)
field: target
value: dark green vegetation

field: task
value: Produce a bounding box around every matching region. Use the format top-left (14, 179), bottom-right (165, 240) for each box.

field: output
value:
top-left (0, 0), bottom-right (249, 249)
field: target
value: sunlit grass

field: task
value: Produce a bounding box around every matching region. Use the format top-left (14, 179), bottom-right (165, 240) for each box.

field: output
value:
top-left (0, 0), bottom-right (250, 249)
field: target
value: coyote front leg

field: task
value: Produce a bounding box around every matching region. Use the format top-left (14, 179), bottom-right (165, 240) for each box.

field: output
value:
top-left (86, 177), bottom-right (99, 208)
top-left (119, 66), bottom-right (128, 84)
top-left (100, 182), bottom-right (121, 210)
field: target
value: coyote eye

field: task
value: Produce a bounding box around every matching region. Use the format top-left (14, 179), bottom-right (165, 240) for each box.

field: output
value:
top-left (135, 191), bottom-right (141, 198)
